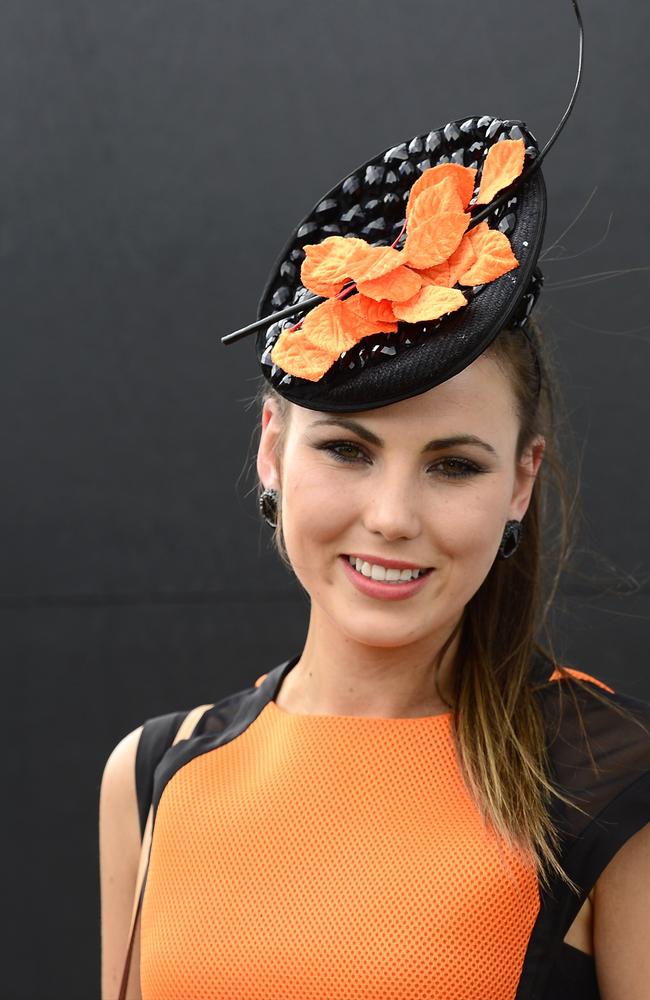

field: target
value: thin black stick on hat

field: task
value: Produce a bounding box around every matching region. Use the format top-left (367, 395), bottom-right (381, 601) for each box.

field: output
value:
top-left (221, 0), bottom-right (583, 348)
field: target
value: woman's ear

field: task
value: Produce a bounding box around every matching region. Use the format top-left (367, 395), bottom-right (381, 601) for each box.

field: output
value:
top-left (509, 435), bottom-right (546, 521)
top-left (256, 398), bottom-right (283, 491)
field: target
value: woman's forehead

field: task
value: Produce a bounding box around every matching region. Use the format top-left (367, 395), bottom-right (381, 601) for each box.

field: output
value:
top-left (290, 355), bottom-right (518, 434)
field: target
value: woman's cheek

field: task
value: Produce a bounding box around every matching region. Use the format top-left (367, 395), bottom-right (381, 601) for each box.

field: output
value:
top-left (433, 497), bottom-right (506, 586)
top-left (286, 465), bottom-right (359, 540)
top-left (281, 468), bottom-right (352, 570)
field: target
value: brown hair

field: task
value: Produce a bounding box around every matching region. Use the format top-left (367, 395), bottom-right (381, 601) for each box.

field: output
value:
top-left (251, 321), bottom-right (645, 894)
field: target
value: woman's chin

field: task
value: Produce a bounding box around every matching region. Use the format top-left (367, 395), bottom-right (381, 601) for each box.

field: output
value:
top-left (328, 607), bottom-right (444, 650)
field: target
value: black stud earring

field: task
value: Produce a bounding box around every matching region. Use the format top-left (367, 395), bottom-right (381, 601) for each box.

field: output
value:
top-left (498, 519), bottom-right (522, 559)
top-left (258, 488), bottom-right (279, 528)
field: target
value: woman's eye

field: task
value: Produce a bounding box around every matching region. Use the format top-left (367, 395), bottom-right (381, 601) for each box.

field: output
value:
top-left (432, 458), bottom-right (482, 479)
top-left (319, 441), bottom-right (367, 463)
top-left (316, 441), bottom-right (483, 479)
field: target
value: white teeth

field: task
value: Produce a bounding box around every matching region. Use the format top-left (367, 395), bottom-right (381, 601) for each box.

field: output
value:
top-left (347, 555), bottom-right (428, 583)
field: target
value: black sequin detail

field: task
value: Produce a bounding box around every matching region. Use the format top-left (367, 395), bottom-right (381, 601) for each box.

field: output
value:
top-left (497, 213), bottom-right (517, 235)
top-left (296, 222), bottom-right (319, 241)
top-left (341, 205), bottom-right (364, 226)
top-left (398, 160), bottom-right (417, 179)
top-left (279, 261), bottom-right (297, 281)
top-left (315, 198), bottom-right (338, 220)
top-left (341, 175), bottom-right (361, 198)
top-left (271, 286), bottom-right (291, 309)
top-left (443, 122), bottom-right (462, 143)
top-left (365, 164), bottom-right (385, 188)
top-left (383, 142), bottom-right (409, 162)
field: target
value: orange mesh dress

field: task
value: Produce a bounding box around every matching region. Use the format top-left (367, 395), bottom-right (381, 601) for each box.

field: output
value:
top-left (133, 652), bottom-right (650, 1000)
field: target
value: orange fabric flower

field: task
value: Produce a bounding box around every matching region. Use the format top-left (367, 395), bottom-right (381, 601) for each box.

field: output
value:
top-left (270, 140), bottom-right (527, 382)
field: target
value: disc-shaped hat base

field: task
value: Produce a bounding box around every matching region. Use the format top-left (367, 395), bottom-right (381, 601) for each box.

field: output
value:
top-left (256, 116), bottom-right (547, 413)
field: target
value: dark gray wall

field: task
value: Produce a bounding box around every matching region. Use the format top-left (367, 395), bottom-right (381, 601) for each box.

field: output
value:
top-left (1, 1), bottom-right (649, 996)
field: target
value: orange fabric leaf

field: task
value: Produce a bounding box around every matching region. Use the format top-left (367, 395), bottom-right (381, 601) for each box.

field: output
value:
top-left (352, 294), bottom-right (398, 324)
top-left (270, 325), bottom-right (340, 382)
top-left (356, 265), bottom-right (422, 302)
top-left (457, 221), bottom-right (519, 285)
top-left (418, 261), bottom-right (453, 287)
top-left (392, 285), bottom-right (467, 323)
top-left (341, 293), bottom-right (399, 332)
top-left (345, 244), bottom-right (404, 284)
top-left (403, 212), bottom-right (470, 270)
top-left (402, 177), bottom-right (469, 269)
top-left (406, 163), bottom-right (477, 219)
top-left (446, 235), bottom-right (478, 284)
top-left (417, 232), bottom-right (482, 288)
top-left (271, 293), bottom-right (397, 381)
top-left (302, 297), bottom-right (376, 353)
top-left (408, 175), bottom-right (463, 222)
top-left (300, 236), bottom-right (379, 297)
top-left (475, 138), bottom-right (526, 206)
top-left (416, 232), bottom-right (479, 287)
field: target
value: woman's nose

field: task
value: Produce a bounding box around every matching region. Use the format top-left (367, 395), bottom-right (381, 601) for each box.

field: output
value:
top-left (360, 471), bottom-right (422, 540)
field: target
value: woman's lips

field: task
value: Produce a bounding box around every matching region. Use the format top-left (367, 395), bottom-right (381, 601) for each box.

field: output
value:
top-left (339, 554), bottom-right (434, 602)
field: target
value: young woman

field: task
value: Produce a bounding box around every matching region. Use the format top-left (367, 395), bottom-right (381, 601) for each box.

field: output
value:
top-left (99, 5), bottom-right (650, 997)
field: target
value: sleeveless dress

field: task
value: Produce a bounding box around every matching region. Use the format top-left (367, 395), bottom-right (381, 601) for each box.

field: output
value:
top-left (134, 653), bottom-right (650, 999)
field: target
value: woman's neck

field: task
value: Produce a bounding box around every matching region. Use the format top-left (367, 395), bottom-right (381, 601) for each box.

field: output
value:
top-left (276, 612), bottom-right (461, 719)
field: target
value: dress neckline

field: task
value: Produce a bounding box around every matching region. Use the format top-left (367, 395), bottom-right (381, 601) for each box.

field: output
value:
top-left (268, 692), bottom-right (452, 724)
top-left (266, 653), bottom-right (453, 723)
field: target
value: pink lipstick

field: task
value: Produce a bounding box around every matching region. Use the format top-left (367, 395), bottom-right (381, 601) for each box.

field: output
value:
top-left (340, 555), bottom-right (434, 602)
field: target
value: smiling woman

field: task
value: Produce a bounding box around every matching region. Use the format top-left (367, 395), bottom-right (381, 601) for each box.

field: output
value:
top-left (99, 3), bottom-right (650, 998)
top-left (257, 342), bottom-right (544, 698)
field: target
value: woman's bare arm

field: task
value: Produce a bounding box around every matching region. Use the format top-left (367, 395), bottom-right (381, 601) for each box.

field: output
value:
top-left (99, 725), bottom-right (144, 1000)
top-left (593, 820), bottom-right (650, 1000)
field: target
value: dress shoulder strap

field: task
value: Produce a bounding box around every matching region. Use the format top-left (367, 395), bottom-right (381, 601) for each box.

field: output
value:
top-left (119, 702), bottom-right (214, 1000)
top-left (135, 710), bottom-right (188, 839)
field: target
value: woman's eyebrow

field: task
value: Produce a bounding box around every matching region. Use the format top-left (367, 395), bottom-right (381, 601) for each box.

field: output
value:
top-left (308, 417), bottom-right (497, 456)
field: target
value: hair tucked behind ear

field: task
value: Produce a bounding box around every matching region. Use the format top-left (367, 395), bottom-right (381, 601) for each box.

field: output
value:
top-left (249, 320), bottom-right (645, 895)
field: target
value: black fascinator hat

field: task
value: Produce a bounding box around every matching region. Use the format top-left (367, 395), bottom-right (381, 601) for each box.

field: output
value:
top-left (222, 1), bottom-right (584, 414)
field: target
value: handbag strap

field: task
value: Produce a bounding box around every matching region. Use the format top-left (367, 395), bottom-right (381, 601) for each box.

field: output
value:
top-left (118, 703), bottom-right (214, 1000)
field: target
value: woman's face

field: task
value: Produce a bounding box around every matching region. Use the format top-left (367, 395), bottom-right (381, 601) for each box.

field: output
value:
top-left (257, 354), bottom-right (545, 650)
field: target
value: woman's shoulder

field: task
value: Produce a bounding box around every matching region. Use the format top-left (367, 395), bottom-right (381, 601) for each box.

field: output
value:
top-left (133, 669), bottom-right (281, 834)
